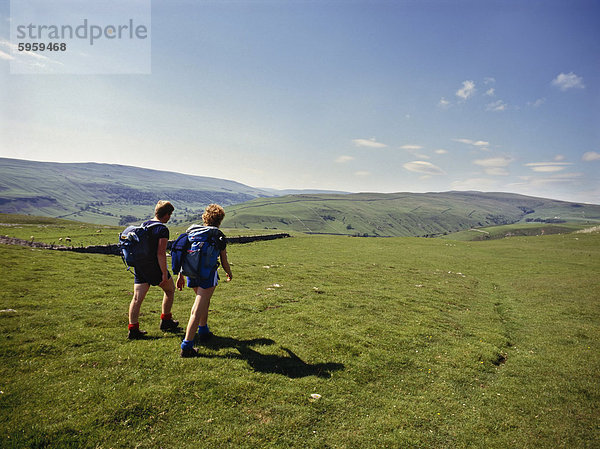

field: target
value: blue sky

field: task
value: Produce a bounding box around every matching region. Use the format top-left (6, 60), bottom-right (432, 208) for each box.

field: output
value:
top-left (1, 0), bottom-right (599, 203)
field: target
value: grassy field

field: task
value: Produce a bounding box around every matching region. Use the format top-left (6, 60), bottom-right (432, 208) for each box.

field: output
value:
top-left (0, 224), bottom-right (599, 447)
top-left (0, 214), bottom-right (285, 247)
top-left (441, 222), bottom-right (592, 241)
top-left (224, 192), bottom-right (600, 237)
top-left (5, 160), bottom-right (599, 234)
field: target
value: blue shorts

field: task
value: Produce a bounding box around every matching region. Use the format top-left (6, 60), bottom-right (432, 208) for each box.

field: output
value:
top-left (187, 270), bottom-right (219, 289)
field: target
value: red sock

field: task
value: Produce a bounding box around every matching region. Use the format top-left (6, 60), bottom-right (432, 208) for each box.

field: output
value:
top-left (128, 323), bottom-right (139, 331)
top-left (161, 313), bottom-right (172, 320)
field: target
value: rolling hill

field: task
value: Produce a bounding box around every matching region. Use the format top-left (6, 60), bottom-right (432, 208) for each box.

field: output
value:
top-left (0, 158), bottom-right (272, 225)
top-left (2, 158), bottom-right (599, 236)
top-left (223, 191), bottom-right (600, 237)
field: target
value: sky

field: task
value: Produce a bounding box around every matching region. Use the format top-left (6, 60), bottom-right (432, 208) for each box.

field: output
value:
top-left (1, 0), bottom-right (599, 203)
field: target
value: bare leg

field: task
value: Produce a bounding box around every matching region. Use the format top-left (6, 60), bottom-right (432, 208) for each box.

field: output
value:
top-left (159, 277), bottom-right (176, 315)
top-left (129, 283), bottom-right (150, 325)
top-left (184, 286), bottom-right (216, 341)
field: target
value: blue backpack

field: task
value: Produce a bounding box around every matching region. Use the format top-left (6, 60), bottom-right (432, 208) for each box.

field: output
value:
top-left (170, 231), bottom-right (190, 275)
top-left (118, 222), bottom-right (163, 270)
top-left (173, 225), bottom-right (220, 280)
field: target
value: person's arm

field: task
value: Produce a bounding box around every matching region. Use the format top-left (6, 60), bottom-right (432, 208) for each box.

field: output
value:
top-left (220, 249), bottom-right (232, 281)
top-left (157, 237), bottom-right (169, 284)
top-left (176, 272), bottom-right (185, 291)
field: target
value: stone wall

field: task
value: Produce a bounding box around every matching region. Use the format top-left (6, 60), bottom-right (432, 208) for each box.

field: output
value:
top-left (0, 233), bottom-right (290, 255)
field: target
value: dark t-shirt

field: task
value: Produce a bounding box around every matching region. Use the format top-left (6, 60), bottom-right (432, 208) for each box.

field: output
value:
top-left (142, 220), bottom-right (170, 251)
top-left (133, 220), bottom-right (169, 285)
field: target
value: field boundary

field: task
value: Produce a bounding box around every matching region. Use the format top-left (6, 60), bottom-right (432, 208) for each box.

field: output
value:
top-left (0, 233), bottom-right (291, 255)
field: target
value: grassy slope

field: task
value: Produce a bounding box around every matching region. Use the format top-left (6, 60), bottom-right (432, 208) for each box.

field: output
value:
top-left (4, 157), bottom-right (599, 234)
top-left (0, 158), bottom-right (270, 225)
top-left (441, 222), bottom-right (591, 241)
top-left (224, 191), bottom-right (600, 237)
top-left (1, 230), bottom-right (598, 447)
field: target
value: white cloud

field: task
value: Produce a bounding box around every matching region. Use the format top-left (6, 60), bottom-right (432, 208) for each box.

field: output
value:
top-left (355, 170), bottom-right (371, 177)
top-left (554, 154), bottom-right (565, 161)
top-left (438, 97), bottom-right (450, 108)
top-left (456, 80), bottom-right (476, 100)
top-left (0, 49), bottom-right (14, 60)
top-left (582, 151), bottom-right (600, 162)
top-left (454, 138), bottom-right (474, 145)
top-left (453, 138), bottom-right (489, 147)
top-left (352, 138), bottom-right (387, 148)
top-left (486, 100), bottom-right (507, 112)
top-left (0, 39), bottom-right (48, 61)
top-left (435, 149), bottom-right (448, 155)
top-left (0, 39), bottom-right (15, 50)
top-left (474, 156), bottom-right (512, 175)
top-left (528, 98), bottom-right (546, 108)
top-left (0, 38), bottom-right (64, 73)
top-left (335, 155), bottom-right (355, 163)
top-left (454, 138), bottom-right (490, 150)
top-left (401, 145), bottom-right (429, 159)
top-left (484, 77), bottom-right (496, 85)
top-left (524, 162), bottom-right (573, 173)
top-left (474, 157), bottom-right (512, 167)
top-left (519, 172), bottom-right (584, 186)
top-left (402, 161), bottom-right (445, 175)
top-left (552, 72), bottom-right (585, 91)
top-left (531, 166), bottom-right (567, 173)
top-left (484, 167), bottom-right (509, 176)
top-left (485, 88), bottom-right (495, 96)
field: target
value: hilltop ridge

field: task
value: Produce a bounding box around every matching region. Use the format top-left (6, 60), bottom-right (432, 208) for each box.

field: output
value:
top-left (223, 191), bottom-right (600, 237)
top-left (0, 157), bottom-right (272, 225)
top-left (1, 158), bottom-right (599, 235)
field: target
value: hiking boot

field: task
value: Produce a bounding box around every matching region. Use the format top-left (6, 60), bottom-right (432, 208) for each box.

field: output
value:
top-left (180, 347), bottom-right (199, 358)
top-left (160, 319), bottom-right (180, 332)
top-left (196, 331), bottom-right (213, 343)
top-left (128, 328), bottom-right (148, 340)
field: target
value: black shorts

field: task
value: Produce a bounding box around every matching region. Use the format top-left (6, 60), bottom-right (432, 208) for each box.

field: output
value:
top-left (134, 263), bottom-right (172, 286)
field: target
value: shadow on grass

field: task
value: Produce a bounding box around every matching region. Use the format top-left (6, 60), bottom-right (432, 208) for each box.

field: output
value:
top-left (128, 335), bottom-right (163, 341)
top-left (197, 336), bottom-right (345, 379)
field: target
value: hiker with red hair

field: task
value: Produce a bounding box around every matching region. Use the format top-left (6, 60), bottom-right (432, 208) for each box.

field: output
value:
top-left (172, 204), bottom-right (233, 357)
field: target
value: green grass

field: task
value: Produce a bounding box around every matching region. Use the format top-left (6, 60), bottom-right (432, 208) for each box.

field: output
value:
top-left (1, 230), bottom-right (599, 447)
top-left (0, 158), bottom-right (266, 226)
top-left (0, 214), bottom-right (291, 247)
top-left (441, 222), bottom-right (593, 241)
top-left (4, 159), bottom-right (599, 233)
top-left (224, 192), bottom-right (600, 237)
top-left (0, 213), bottom-right (121, 246)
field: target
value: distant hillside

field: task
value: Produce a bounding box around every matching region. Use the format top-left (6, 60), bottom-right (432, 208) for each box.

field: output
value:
top-left (3, 158), bottom-right (599, 234)
top-left (223, 191), bottom-right (600, 237)
top-left (260, 188), bottom-right (351, 195)
top-left (441, 222), bottom-right (593, 241)
top-left (0, 158), bottom-right (272, 225)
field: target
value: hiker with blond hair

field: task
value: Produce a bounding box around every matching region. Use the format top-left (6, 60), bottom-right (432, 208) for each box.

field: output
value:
top-left (171, 204), bottom-right (232, 357)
